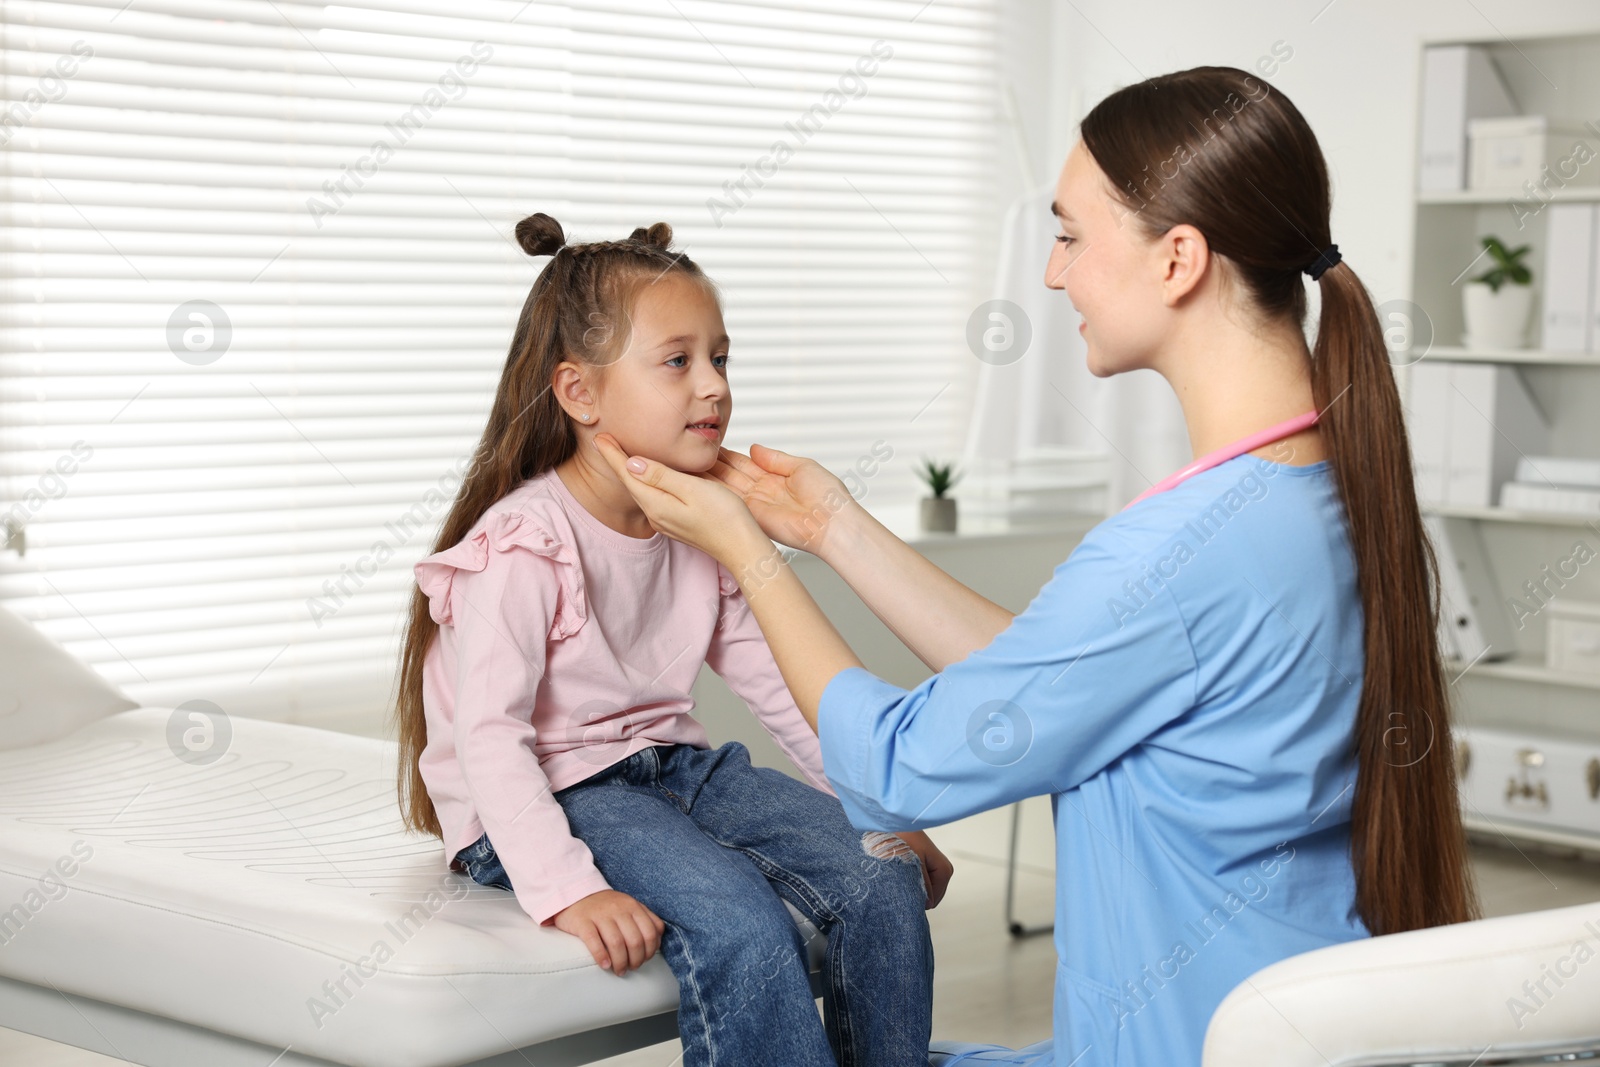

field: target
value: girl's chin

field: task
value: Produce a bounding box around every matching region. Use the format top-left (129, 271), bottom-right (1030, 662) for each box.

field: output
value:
top-left (657, 447), bottom-right (722, 475)
top-left (684, 454), bottom-right (722, 474)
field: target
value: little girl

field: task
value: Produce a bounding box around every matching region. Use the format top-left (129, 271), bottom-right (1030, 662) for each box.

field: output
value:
top-left (393, 212), bottom-right (946, 1067)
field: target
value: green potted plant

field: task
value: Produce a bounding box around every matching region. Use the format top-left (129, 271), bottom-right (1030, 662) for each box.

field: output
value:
top-left (916, 458), bottom-right (962, 533)
top-left (1462, 235), bottom-right (1534, 351)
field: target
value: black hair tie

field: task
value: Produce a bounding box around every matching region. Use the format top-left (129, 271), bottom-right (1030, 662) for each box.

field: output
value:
top-left (1305, 244), bottom-right (1341, 281)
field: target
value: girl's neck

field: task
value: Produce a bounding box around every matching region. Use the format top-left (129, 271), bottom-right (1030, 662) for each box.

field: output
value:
top-left (553, 449), bottom-right (658, 540)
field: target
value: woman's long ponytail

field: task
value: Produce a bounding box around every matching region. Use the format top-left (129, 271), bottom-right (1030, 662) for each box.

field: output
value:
top-left (1310, 264), bottom-right (1478, 933)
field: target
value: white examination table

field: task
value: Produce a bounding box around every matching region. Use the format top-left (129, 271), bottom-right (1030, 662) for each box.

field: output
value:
top-left (0, 706), bottom-right (825, 1067)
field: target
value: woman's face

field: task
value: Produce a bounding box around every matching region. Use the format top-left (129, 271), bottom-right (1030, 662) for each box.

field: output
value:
top-left (577, 273), bottom-right (731, 473)
top-left (1044, 137), bottom-right (1171, 378)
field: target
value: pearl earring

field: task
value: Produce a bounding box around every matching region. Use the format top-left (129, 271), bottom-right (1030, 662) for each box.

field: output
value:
top-left (581, 413), bottom-right (590, 421)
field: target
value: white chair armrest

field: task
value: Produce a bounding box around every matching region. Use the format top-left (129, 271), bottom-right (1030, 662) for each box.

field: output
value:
top-left (1204, 901), bottom-right (1600, 1066)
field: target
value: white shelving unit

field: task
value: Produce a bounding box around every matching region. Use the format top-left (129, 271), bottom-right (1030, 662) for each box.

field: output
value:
top-left (1445, 653), bottom-right (1600, 693)
top-left (1405, 31), bottom-right (1600, 847)
top-left (1425, 344), bottom-right (1600, 367)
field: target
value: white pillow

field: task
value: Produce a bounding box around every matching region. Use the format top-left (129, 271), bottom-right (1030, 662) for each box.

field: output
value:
top-left (0, 603), bottom-right (138, 749)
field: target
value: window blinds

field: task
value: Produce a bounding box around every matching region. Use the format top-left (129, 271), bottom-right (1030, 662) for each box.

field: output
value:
top-left (0, 0), bottom-right (1002, 724)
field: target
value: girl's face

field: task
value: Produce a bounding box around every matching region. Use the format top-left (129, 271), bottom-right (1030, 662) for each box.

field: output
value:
top-left (1044, 137), bottom-right (1173, 378)
top-left (572, 273), bottom-right (731, 473)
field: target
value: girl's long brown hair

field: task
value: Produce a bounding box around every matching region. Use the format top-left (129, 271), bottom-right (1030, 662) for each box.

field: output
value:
top-left (392, 213), bottom-right (717, 838)
top-left (1080, 67), bottom-right (1478, 935)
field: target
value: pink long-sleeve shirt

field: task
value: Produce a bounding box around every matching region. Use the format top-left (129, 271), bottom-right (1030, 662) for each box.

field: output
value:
top-left (414, 465), bottom-right (835, 927)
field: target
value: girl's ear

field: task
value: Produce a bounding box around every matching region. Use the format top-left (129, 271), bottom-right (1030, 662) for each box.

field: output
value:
top-left (552, 359), bottom-right (597, 415)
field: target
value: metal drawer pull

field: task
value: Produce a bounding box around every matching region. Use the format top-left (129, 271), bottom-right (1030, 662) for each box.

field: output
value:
top-left (1506, 748), bottom-right (1550, 810)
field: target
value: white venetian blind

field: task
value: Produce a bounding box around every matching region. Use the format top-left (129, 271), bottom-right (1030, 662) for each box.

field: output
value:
top-left (0, 0), bottom-right (1002, 723)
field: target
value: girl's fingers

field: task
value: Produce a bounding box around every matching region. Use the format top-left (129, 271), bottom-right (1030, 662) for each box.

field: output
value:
top-left (624, 917), bottom-right (649, 971)
top-left (600, 912), bottom-right (651, 974)
top-left (928, 855), bottom-right (955, 908)
top-left (599, 918), bottom-right (631, 976)
top-left (632, 911), bottom-right (662, 960)
top-left (576, 922), bottom-right (610, 971)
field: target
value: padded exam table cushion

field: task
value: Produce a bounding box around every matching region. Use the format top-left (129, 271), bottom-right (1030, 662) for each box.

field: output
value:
top-left (0, 708), bottom-right (824, 1067)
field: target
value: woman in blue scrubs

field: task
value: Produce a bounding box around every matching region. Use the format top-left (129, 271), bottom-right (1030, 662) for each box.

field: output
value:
top-left (595, 66), bottom-right (1479, 1066)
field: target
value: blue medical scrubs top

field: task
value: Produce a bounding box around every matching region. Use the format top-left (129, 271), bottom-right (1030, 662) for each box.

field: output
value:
top-left (818, 453), bottom-right (1372, 1067)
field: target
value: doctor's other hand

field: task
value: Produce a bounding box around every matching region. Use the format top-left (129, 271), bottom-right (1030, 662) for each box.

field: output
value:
top-left (709, 443), bottom-right (859, 557)
top-left (552, 889), bottom-right (666, 976)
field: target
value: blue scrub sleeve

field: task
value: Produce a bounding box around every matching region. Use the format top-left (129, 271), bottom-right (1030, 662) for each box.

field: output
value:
top-left (817, 529), bottom-right (1200, 830)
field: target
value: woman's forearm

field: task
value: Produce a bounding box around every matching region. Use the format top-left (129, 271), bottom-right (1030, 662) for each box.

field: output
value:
top-left (814, 500), bottom-right (1014, 673)
top-left (726, 532), bottom-right (863, 732)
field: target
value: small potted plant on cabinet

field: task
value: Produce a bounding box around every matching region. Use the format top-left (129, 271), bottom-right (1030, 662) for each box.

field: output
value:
top-left (1462, 235), bottom-right (1534, 351)
top-left (916, 458), bottom-right (962, 533)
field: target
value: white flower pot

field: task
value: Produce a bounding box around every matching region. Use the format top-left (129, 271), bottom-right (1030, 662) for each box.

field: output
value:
top-left (1461, 283), bottom-right (1533, 350)
top-left (920, 496), bottom-right (957, 533)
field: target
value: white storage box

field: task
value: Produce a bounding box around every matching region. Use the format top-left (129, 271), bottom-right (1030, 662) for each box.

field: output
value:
top-left (1547, 599), bottom-right (1600, 677)
top-left (1467, 115), bottom-right (1599, 192)
top-left (1515, 454), bottom-right (1600, 488)
top-left (1455, 725), bottom-right (1600, 839)
top-left (1499, 482), bottom-right (1600, 514)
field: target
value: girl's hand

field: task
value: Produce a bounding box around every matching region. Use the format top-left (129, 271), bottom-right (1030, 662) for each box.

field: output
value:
top-left (552, 889), bottom-right (667, 976)
top-left (893, 830), bottom-right (955, 909)
top-left (707, 443), bottom-right (859, 556)
top-left (592, 434), bottom-right (766, 565)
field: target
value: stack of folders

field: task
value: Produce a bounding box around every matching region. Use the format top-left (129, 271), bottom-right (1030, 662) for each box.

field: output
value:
top-left (959, 447), bottom-right (1111, 526)
top-left (1405, 362), bottom-right (1549, 508)
top-left (1424, 512), bottom-right (1512, 663)
top-left (1500, 456), bottom-right (1600, 514)
top-left (1418, 43), bottom-right (1518, 193)
top-left (1542, 203), bottom-right (1600, 355)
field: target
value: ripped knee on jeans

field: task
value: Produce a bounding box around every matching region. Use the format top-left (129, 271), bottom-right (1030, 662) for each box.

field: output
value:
top-left (860, 830), bottom-right (918, 863)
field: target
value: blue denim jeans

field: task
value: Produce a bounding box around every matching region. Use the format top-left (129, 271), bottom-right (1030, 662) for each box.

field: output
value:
top-left (455, 741), bottom-right (934, 1067)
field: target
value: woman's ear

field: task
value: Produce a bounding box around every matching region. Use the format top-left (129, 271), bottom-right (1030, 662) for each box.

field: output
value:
top-left (1157, 223), bottom-right (1210, 308)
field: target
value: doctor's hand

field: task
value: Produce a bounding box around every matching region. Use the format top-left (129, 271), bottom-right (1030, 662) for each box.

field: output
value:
top-left (553, 889), bottom-right (666, 976)
top-left (593, 433), bottom-right (767, 566)
top-left (703, 443), bottom-right (860, 557)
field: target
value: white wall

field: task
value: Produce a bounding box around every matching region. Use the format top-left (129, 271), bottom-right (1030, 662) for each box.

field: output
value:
top-left (1012, 1), bottom-right (1600, 314)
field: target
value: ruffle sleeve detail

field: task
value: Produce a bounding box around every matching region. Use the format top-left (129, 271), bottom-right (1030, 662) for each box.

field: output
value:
top-left (413, 500), bottom-right (589, 639)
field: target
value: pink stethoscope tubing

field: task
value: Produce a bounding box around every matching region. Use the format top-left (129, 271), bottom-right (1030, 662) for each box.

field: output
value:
top-left (1121, 408), bottom-right (1320, 510)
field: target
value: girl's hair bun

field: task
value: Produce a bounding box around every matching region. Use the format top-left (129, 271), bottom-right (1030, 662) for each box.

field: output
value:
top-left (516, 212), bottom-right (566, 257)
top-left (629, 222), bottom-right (673, 250)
